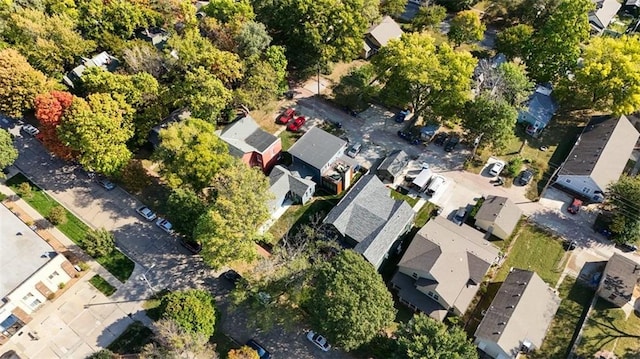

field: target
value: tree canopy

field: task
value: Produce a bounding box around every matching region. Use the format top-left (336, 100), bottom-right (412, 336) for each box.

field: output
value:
top-left (166, 188), bottom-right (208, 237)
top-left (0, 129), bottom-right (18, 172)
top-left (448, 10), bottom-right (485, 47)
top-left (462, 94), bottom-right (517, 151)
top-left (159, 290), bottom-right (217, 337)
top-left (372, 32), bottom-right (476, 119)
top-left (608, 175), bottom-right (640, 245)
top-left (81, 68), bottom-right (160, 109)
top-left (306, 250), bottom-right (396, 351)
top-left (395, 313), bottom-right (478, 359)
top-left (140, 318), bottom-right (218, 359)
top-left (411, 5), bottom-right (447, 32)
top-left (174, 67), bottom-right (233, 122)
top-left (495, 24), bottom-right (533, 60)
top-left (35, 91), bottom-right (74, 159)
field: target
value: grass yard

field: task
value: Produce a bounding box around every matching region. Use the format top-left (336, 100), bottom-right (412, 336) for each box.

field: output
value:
top-left (390, 190), bottom-right (419, 208)
top-left (529, 277), bottom-right (594, 359)
top-left (88, 275), bottom-right (116, 296)
top-left (107, 321), bottom-right (154, 355)
top-left (6, 173), bottom-right (134, 282)
top-left (414, 201), bottom-right (436, 228)
top-left (577, 299), bottom-right (640, 358)
top-left (494, 224), bottom-right (566, 286)
top-left (278, 130), bottom-right (302, 151)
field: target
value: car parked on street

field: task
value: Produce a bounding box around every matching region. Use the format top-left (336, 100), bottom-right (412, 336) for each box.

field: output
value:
top-left (397, 130), bottom-right (410, 140)
top-left (180, 238), bottom-right (202, 254)
top-left (433, 132), bottom-right (448, 146)
top-left (347, 143), bottom-right (361, 158)
top-left (246, 339), bottom-right (271, 359)
top-left (95, 176), bottom-right (116, 191)
top-left (453, 207), bottom-right (467, 226)
top-left (155, 217), bottom-right (173, 233)
top-left (619, 242), bottom-right (638, 252)
top-left (276, 107), bottom-right (296, 124)
top-left (395, 109), bottom-right (411, 123)
top-left (306, 330), bottom-right (331, 352)
top-left (444, 136), bottom-right (460, 152)
top-left (22, 124), bottom-right (40, 136)
top-left (136, 206), bottom-right (157, 221)
top-left (489, 161), bottom-right (505, 177)
top-left (287, 116), bottom-right (306, 132)
top-left (222, 269), bottom-right (242, 285)
top-left (518, 169), bottom-right (534, 186)
top-left (567, 198), bottom-right (583, 214)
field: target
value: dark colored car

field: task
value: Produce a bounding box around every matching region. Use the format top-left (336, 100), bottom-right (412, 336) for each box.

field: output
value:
top-left (397, 130), bottom-right (410, 140)
top-left (518, 169), bottom-right (534, 186)
top-left (180, 238), bottom-right (202, 254)
top-left (444, 136), bottom-right (460, 152)
top-left (567, 198), bottom-right (583, 214)
top-left (246, 339), bottom-right (271, 359)
top-left (276, 107), bottom-right (296, 124)
top-left (395, 109), bottom-right (411, 123)
top-left (433, 132), bottom-right (448, 146)
top-left (222, 269), bottom-right (242, 285)
top-left (619, 242), bottom-right (638, 252)
top-left (287, 116), bottom-right (306, 132)
top-left (564, 240), bottom-right (577, 250)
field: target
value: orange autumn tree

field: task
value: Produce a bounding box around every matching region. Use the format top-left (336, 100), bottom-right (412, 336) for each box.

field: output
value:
top-left (35, 91), bottom-right (74, 159)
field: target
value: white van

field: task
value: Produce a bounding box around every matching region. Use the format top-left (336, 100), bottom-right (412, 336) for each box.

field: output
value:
top-left (426, 175), bottom-right (445, 196)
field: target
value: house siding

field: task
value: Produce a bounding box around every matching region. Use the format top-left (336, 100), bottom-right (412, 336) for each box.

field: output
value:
top-left (556, 174), bottom-right (602, 199)
top-left (261, 139), bottom-right (282, 172)
top-left (476, 219), bottom-right (509, 240)
top-left (475, 338), bottom-right (511, 359)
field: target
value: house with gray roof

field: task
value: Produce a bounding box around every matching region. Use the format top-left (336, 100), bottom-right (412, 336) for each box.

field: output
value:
top-left (217, 116), bottom-right (282, 173)
top-left (268, 165), bottom-right (315, 213)
top-left (597, 253), bottom-right (640, 309)
top-left (63, 52), bottom-right (120, 89)
top-left (361, 16), bottom-right (403, 59)
top-left (376, 150), bottom-right (409, 184)
top-left (390, 216), bottom-right (500, 320)
top-left (475, 196), bottom-right (522, 240)
top-left (324, 174), bottom-right (415, 269)
top-left (517, 84), bottom-right (557, 137)
top-left (556, 115), bottom-right (639, 202)
top-left (590, 0), bottom-right (621, 34)
top-left (474, 269), bottom-right (560, 359)
top-left (288, 127), bottom-right (355, 194)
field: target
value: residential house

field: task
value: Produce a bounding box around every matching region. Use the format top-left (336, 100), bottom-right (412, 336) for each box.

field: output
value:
top-left (597, 253), bottom-right (640, 309)
top-left (474, 196), bottom-right (522, 240)
top-left (324, 174), bottom-right (415, 269)
top-left (216, 116), bottom-right (282, 173)
top-left (624, 0), bottom-right (640, 15)
top-left (474, 269), bottom-right (561, 359)
top-left (137, 27), bottom-right (170, 49)
top-left (590, 0), bottom-right (622, 34)
top-left (268, 165), bottom-right (315, 213)
top-left (0, 206), bottom-right (76, 345)
top-left (376, 150), bottom-right (409, 184)
top-left (556, 115), bottom-right (639, 202)
top-left (517, 84), bottom-right (557, 137)
top-left (148, 108), bottom-right (191, 148)
top-left (288, 127), bottom-right (356, 194)
top-left (391, 217), bottom-right (500, 320)
top-left (361, 16), bottom-right (403, 59)
top-left (62, 52), bottom-right (120, 89)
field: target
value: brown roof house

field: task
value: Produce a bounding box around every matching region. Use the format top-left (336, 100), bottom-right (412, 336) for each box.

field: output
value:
top-left (556, 115), bottom-right (639, 202)
top-left (391, 217), bottom-right (501, 321)
top-left (597, 253), bottom-right (640, 309)
top-left (474, 269), bottom-right (561, 359)
top-left (361, 16), bottom-right (403, 59)
top-left (474, 196), bottom-right (522, 240)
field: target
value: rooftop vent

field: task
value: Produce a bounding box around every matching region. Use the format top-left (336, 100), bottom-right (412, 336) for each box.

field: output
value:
top-left (513, 294), bottom-right (521, 297)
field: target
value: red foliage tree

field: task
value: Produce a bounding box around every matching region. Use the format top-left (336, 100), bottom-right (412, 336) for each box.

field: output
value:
top-left (34, 91), bottom-right (74, 159)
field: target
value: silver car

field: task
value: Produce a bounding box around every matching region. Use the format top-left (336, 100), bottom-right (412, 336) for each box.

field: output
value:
top-left (136, 206), bottom-right (157, 221)
top-left (23, 124), bottom-right (40, 136)
top-left (155, 217), bottom-right (173, 233)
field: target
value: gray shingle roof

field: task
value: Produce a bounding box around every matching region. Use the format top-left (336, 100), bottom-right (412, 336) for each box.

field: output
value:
top-left (377, 150), bottom-right (409, 178)
top-left (475, 269), bottom-right (560, 355)
top-left (559, 115), bottom-right (639, 190)
top-left (269, 165), bottom-right (315, 200)
top-left (324, 175), bottom-right (415, 268)
top-left (518, 86), bottom-right (557, 127)
top-left (218, 116), bottom-right (279, 155)
top-left (391, 272), bottom-right (448, 321)
top-left (600, 253), bottom-right (640, 305)
top-left (475, 196), bottom-right (522, 238)
top-left (365, 16), bottom-right (403, 48)
top-left (590, 0), bottom-right (621, 31)
top-left (288, 127), bottom-right (347, 171)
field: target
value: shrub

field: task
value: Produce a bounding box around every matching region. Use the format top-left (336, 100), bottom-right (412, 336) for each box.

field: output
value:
top-left (48, 205), bottom-right (67, 225)
top-left (58, 282), bottom-right (65, 289)
top-left (78, 262), bottom-right (90, 271)
top-left (505, 157), bottom-right (523, 178)
top-left (18, 182), bottom-right (33, 198)
top-left (83, 228), bottom-right (115, 257)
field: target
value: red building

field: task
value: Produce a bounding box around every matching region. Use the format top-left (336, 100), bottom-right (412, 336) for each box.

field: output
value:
top-left (217, 116), bottom-right (282, 173)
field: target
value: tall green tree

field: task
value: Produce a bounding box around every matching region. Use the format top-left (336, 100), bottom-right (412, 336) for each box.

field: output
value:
top-left (395, 314), bottom-right (478, 359)
top-left (3, 8), bottom-right (96, 77)
top-left (0, 48), bottom-right (55, 118)
top-left (153, 117), bottom-right (232, 192)
top-left (77, 0), bottom-right (161, 40)
top-left (234, 59), bottom-right (283, 109)
top-left (194, 161), bottom-right (272, 269)
top-left (174, 67), bottom-right (233, 123)
top-left (495, 24), bottom-right (533, 60)
top-left (557, 35), bottom-right (640, 115)
top-left (462, 94), bottom-right (517, 151)
top-left (203, 0), bottom-right (255, 23)
top-left (411, 5), bottom-right (447, 32)
top-left (0, 129), bottom-right (18, 173)
top-left (608, 176), bottom-right (640, 245)
top-left (235, 21), bottom-right (272, 58)
top-left (494, 62), bottom-right (533, 106)
top-left (83, 228), bottom-right (115, 258)
top-left (437, 0), bottom-right (478, 12)
top-left (447, 10), bottom-right (485, 47)
top-left (306, 250), bottom-right (396, 351)
top-left (81, 67), bottom-right (160, 109)
top-left (58, 94), bottom-right (134, 175)
top-left (372, 32), bottom-right (476, 120)
top-left (381, 0), bottom-right (408, 17)
top-left (166, 188), bottom-right (208, 237)
top-left (159, 290), bottom-right (217, 337)
top-left (140, 319), bottom-right (218, 359)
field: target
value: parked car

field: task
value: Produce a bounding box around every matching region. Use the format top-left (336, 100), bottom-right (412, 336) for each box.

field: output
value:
top-left (619, 242), bottom-right (638, 252)
top-left (433, 132), bottom-right (448, 146)
top-left (306, 330), bottom-right (331, 352)
top-left (222, 269), bottom-right (242, 285)
top-left (180, 238), bottom-right (202, 254)
top-left (489, 161), bottom-right (505, 177)
top-left (397, 130), bottom-right (410, 140)
top-left (564, 240), bottom-right (578, 251)
top-left (22, 124), bottom-right (40, 136)
top-left (395, 109), bottom-right (411, 123)
top-left (95, 176), bottom-right (116, 191)
top-left (426, 175), bottom-right (445, 196)
top-left (347, 143), bottom-right (361, 158)
top-left (246, 339), bottom-right (271, 359)
top-left (287, 116), bottom-right (306, 131)
top-left (518, 169), bottom-right (534, 186)
top-left (444, 136), bottom-right (460, 152)
top-left (136, 206), bottom-right (157, 221)
top-left (276, 107), bottom-right (296, 124)
top-left (567, 198), bottom-right (583, 214)
top-left (155, 218), bottom-right (173, 233)
top-left (453, 207), bottom-right (467, 226)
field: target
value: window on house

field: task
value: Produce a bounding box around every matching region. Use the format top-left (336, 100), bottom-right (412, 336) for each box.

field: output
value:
top-left (22, 293), bottom-right (34, 302)
top-left (433, 294), bottom-right (439, 300)
top-left (412, 273), bottom-right (418, 279)
top-left (30, 299), bottom-right (42, 309)
top-left (565, 179), bottom-right (571, 183)
top-left (48, 271), bottom-right (59, 280)
top-left (583, 187), bottom-right (591, 194)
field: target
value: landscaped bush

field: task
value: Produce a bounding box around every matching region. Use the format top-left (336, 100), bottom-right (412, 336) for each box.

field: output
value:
top-left (17, 181), bottom-right (33, 199)
top-left (83, 228), bottom-right (115, 258)
top-left (505, 157), bottom-right (523, 177)
top-left (47, 205), bottom-right (67, 225)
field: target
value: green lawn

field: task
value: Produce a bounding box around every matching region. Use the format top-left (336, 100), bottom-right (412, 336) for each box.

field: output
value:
top-left (6, 173), bottom-right (134, 282)
top-left (390, 190), bottom-right (419, 208)
top-left (529, 277), bottom-right (594, 359)
top-left (88, 275), bottom-right (116, 296)
top-left (577, 299), bottom-right (640, 358)
top-left (494, 224), bottom-right (566, 286)
top-left (107, 321), bottom-right (154, 355)
top-left (278, 131), bottom-right (302, 151)
top-left (414, 201), bottom-right (436, 228)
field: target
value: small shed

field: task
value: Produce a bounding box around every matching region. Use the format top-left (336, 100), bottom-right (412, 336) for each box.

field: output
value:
top-left (412, 168), bottom-right (432, 191)
top-left (376, 150), bottom-right (409, 183)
